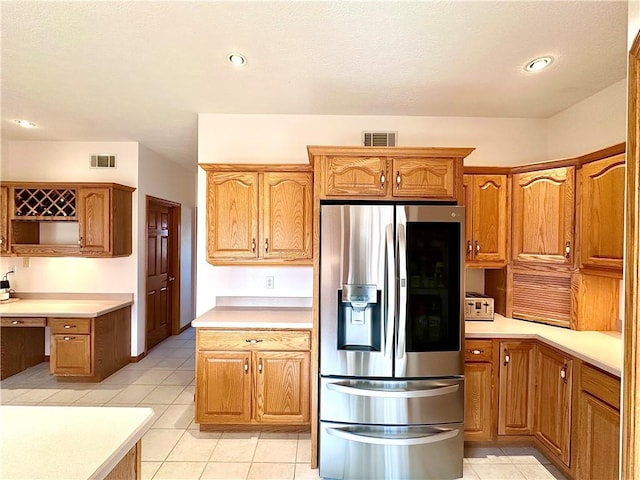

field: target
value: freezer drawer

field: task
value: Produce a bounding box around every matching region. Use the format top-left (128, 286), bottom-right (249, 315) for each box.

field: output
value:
top-left (319, 421), bottom-right (463, 480)
top-left (320, 377), bottom-right (464, 425)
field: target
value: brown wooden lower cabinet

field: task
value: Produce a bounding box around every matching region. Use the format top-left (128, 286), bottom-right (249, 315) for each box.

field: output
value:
top-left (498, 340), bottom-right (534, 435)
top-left (574, 362), bottom-right (620, 480)
top-left (196, 328), bottom-right (310, 430)
top-left (464, 338), bottom-right (621, 480)
top-left (534, 344), bottom-right (572, 467)
top-left (49, 306), bottom-right (132, 381)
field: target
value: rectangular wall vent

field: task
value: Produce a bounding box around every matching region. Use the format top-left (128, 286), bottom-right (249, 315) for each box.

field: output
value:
top-left (90, 154), bottom-right (117, 169)
top-left (362, 131), bottom-right (397, 147)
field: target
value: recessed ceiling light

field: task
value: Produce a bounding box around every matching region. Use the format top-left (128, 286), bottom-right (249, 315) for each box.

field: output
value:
top-left (525, 56), bottom-right (554, 72)
top-left (14, 119), bottom-right (37, 128)
top-left (228, 53), bottom-right (247, 66)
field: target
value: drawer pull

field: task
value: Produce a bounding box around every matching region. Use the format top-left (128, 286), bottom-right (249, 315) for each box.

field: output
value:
top-left (11, 320), bottom-right (23, 325)
top-left (63, 325), bottom-right (75, 329)
top-left (380, 171), bottom-right (386, 189)
top-left (244, 359), bottom-right (249, 373)
top-left (63, 336), bottom-right (75, 341)
top-left (467, 349), bottom-right (484, 355)
top-left (258, 358), bottom-right (263, 373)
top-left (504, 348), bottom-right (510, 366)
top-left (245, 339), bottom-right (263, 344)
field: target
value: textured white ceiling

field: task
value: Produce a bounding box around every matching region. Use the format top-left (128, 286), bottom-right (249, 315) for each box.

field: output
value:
top-left (1, 1), bottom-right (628, 169)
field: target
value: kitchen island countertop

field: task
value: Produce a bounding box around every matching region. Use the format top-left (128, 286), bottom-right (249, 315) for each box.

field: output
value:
top-left (191, 306), bottom-right (312, 329)
top-left (0, 405), bottom-right (153, 480)
top-left (466, 314), bottom-right (622, 377)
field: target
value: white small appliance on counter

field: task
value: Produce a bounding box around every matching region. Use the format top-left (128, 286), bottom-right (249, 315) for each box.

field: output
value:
top-left (464, 292), bottom-right (494, 321)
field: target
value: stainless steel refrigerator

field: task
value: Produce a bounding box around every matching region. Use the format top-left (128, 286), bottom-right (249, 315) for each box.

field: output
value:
top-left (319, 203), bottom-right (465, 480)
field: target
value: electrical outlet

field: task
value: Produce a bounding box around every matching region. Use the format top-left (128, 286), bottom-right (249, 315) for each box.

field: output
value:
top-left (22, 257), bottom-right (30, 268)
top-left (265, 276), bottom-right (274, 289)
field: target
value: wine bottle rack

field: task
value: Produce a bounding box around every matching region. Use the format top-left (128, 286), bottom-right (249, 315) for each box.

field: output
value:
top-left (14, 188), bottom-right (77, 218)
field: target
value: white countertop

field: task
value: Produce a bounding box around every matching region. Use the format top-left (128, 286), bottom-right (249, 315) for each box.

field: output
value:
top-left (191, 306), bottom-right (312, 329)
top-left (0, 406), bottom-right (154, 480)
top-left (466, 314), bottom-right (622, 377)
top-left (0, 298), bottom-right (133, 318)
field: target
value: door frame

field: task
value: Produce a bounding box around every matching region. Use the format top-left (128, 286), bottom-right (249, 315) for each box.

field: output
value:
top-left (145, 195), bottom-right (182, 349)
top-left (623, 30), bottom-right (640, 480)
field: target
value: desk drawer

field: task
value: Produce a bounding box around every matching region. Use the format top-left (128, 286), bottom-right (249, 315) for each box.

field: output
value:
top-left (1, 317), bottom-right (46, 327)
top-left (198, 329), bottom-right (310, 351)
top-left (49, 318), bottom-right (92, 335)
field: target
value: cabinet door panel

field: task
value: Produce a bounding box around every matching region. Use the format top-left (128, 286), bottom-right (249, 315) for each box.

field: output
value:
top-left (535, 345), bottom-right (572, 466)
top-left (392, 158), bottom-right (455, 199)
top-left (196, 351), bottom-right (252, 423)
top-left (324, 157), bottom-right (387, 196)
top-left (78, 187), bottom-right (111, 254)
top-left (498, 341), bottom-right (534, 435)
top-left (472, 175), bottom-right (508, 264)
top-left (262, 172), bottom-right (312, 259)
top-left (50, 334), bottom-right (91, 376)
top-left (207, 172), bottom-right (259, 260)
top-left (255, 351), bottom-right (310, 424)
top-left (464, 361), bottom-right (493, 441)
top-left (512, 167), bottom-right (574, 265)
top-left (576, 391), bottom-right (620, 480)
top-left (580, 154), bottom-right (625, 271)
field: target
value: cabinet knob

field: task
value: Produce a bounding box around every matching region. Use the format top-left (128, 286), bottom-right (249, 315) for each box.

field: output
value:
top-left (467, 240), bottom-right (472, 255)
top-left (251, 238), bottom-right (256, 253)
top-left (245, 339), bottom-right (263, 344)
top-left (560, 364), bottom-right (568, 384)
top-left (503, 348), bottom-right (510, 366)
top-left (264, 238), bottom-right (269, 253)
top-left (63, 325), bottom-right (75, 329)
top-left (258, 358), bottom-right (263, 373)
top-left (475, 240), bottom-right (480, 253)
top-left (565, 241), bottom-right (571, 259)
top-left (0, 236), bottom-right (4, 246)
top-left (63, 336), bottom-right (75, 341)
top-left (78, 236), bottom-right (84, 248)
top-left (380, 171), bottom-right (386, 189)
top-left (396, 171), bottom-right (401, 191)
top-left (11, 320), bottom-right (23, 325)
top-left (244, 359), bottom-right (249, 373)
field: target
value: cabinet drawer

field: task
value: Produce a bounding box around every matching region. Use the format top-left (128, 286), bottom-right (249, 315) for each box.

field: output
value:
top-left (0, 317), bottom-right (46, 327)
top-left (581, 363), bottom-right (620, 410)
top-left (198, 329), bottom-right (310, 351)
top-left (49, 318), bottom-right (92, 335)
top-left (464, 339), bottom-right (493, 362)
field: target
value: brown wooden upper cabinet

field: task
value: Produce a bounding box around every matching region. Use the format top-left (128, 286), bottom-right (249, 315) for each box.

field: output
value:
top-left (308, 146), bottom-right (474, 203)
top-left (463, 174), bottom-right (508, 267)
top-left (511, 166), bottom-right (575, 266)
top-left (204, 167), bottom-right (313, 265)
top-left (2, 182), bottom-right (134, 257)
top-left (579, 153), bottom-right (625, 275)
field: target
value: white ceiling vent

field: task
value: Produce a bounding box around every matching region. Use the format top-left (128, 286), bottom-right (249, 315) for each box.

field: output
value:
top-left (90, 154), bottom-right (117, 169)
top-left (362, 131), bottom-right (397, 147)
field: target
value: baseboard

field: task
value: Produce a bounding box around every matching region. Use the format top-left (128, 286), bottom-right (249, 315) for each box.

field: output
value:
top-left (130, 351), bottom-right (146, 363)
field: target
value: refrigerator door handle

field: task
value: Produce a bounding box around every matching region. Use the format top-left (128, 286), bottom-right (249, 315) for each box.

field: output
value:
top-left (326, 382), bottom-right (459, 398)
top-left (384, 223), bottom-right (395, 362)
top-left (327, 427), bottom-right (460, 446)
top-left (396, 222), bottom-right (408, 371)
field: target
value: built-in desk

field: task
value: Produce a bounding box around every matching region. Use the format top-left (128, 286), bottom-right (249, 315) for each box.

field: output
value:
top-left (0, 295), bottom-right (133, 381)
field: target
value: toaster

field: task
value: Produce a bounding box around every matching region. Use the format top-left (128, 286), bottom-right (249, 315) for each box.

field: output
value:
top-left (464, 292), bottom-right (494, 321)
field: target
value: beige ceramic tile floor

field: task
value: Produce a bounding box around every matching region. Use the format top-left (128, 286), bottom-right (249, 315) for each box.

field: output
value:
top-left (0, 328), bottom-right (566, 480)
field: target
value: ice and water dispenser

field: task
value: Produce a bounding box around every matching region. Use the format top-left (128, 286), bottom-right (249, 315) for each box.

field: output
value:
top-left (337, 284), bottom-right (381, 352)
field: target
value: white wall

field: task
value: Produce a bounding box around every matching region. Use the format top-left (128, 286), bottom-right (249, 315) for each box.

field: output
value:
top-left (137, 145), bottom-right (197, 351)
top-left (629, 0), bottom-right (640, 49)
top-left (196, 114), bottom-right (549, 313)
top-left (546, 79), bottom-right (627, 160)
top-left (1, 141), bottom-right (140, 353)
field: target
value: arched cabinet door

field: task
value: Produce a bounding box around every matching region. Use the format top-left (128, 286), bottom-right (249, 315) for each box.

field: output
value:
top-left (512, 166), bottom-right (575, 266)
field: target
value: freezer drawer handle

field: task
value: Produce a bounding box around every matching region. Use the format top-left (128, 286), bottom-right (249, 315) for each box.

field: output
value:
top-left (326, 382), bottom-right (459, 398)
top-left (327, 427), bottom-right (459, 446)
